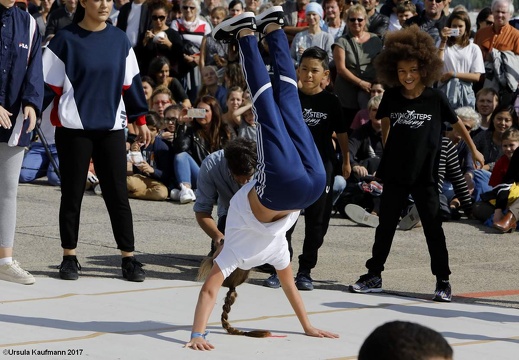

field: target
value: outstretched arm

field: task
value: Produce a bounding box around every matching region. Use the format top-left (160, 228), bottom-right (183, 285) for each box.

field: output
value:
top-left (185, 263), bottom-right (225, 351)
top-left (276, 266), bottom-right (339, 339)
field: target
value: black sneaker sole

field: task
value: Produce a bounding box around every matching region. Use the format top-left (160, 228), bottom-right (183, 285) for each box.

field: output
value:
top-left (122, 270), bottom-right (145, 282)
top-left (59, 272), bottom-right (78, 280)
top-left (212, 12), bottom-right (257, 42)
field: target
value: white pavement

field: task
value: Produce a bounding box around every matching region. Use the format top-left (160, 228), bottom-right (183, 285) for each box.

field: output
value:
top-left (1, 278), bottom-right (519, 360)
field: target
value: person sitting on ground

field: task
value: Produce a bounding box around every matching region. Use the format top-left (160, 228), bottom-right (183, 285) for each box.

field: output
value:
top-left (172, 95), bottom-right (234, 204)
top-left (127, 111), bottom-right (173, 201)
top-left (350, 82), bottom-right (385, 131)
top-left (197, 65), bottom-right (227, 112)
top-left (185, 8), bottom-right (339, 350)
top-left (471, 103), bottom-right (518, 202)
top-left (473, 87), bottom-right (499, 137)
top-left (150, 85), bottom-right (175, 119)
top-left (358, 321), bottom-right (453, 360)
top-left (148, 56), bottom-right (192, 108)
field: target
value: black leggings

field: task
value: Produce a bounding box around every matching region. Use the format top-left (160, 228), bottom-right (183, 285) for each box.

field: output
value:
top-left (55, 127), bottom-right (135, 252)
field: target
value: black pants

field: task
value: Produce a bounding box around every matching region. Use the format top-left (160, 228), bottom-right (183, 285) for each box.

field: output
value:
top-left (287, 160), bottom-right (334, 274)
top-left (55, 127), bottom-right (135, 252)
top-left (366, 182), bottom-right (451, 280)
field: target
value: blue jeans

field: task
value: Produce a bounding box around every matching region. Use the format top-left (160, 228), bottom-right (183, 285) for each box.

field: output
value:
top-left (174, 152), bottom-right (199, 188)
top-left (333, 175), bottom-right (347, 205)
top-left (472, 169), bottom-right (492, 202)
top-left (19, 142), bottom-right (60, 186)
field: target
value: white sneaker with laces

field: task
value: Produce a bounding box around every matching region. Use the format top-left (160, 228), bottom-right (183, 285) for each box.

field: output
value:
top-left (345, 204), bottom-right (379, 228)
top-left (0, 260), bottom-right (35, 285)
top-left (179, 184), bottom-right (195, 204)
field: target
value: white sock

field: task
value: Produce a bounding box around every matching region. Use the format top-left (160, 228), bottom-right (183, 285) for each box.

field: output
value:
top-left (0, 257), bottom-right (13, 266)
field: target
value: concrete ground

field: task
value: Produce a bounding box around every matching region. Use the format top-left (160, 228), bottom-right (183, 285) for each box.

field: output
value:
top-left (1, 182), bottom-right (518, 359)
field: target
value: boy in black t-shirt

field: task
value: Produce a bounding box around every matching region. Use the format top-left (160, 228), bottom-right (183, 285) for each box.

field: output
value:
top-left (349, 25), bottom-right (484, 302)
top-left (290, 47), bottom-right (351, 290)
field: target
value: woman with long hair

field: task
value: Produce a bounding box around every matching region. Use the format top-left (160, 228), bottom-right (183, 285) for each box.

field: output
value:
top-left (172, 95), bottom-right (233, 203)
top-left (42, 0), bottom-right (151, 282)
top-left (438, 10), bottom-right (485, 109)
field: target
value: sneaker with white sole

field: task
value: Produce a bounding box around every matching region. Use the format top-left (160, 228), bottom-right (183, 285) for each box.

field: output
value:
top-left (349, 273), bottom-right (382, 293)
top-left (212, 12), bottom-right (257, 42)
top-left (399, 204), bottom-right (420, 230)
top-left (0, 260), bottom-right (35, 285)
top-left (179, 184), bottom-right (196, 204)
top-left (170, 188), bottom-right (180, 201)
top-left (345, 204), bottom-right (379, 228)
top-left (255, 6), bottom-right (285, 34)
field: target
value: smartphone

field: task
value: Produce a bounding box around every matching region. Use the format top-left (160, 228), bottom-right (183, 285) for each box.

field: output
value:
top-left (187, 108), bottom-right (206, 118)
top-left (17, 118), bottom-right (32, 147)
top-left (449, 28), bottom-right (460, 37)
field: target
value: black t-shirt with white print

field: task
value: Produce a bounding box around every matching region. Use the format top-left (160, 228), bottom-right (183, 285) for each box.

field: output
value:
top-left (376, 87), bottom-right (457, 185)
top-left (298, 89), bottom-right (347, 163)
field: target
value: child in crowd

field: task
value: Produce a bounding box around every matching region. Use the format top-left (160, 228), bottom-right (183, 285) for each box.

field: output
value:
top-left (487, 128), bottom-right (519, 230)
top-left (350, 82), bottom-right (385, 131)
top-left (127, 112), bottom-right (173, 201)
top-left (237, 104), bottom-right (256, 141)
top-left (185, 8), bottom-right (338, 350)
top-left (396, 1), bottom-right (417, 28)
top-left (197, 65), bottom-right (228, 112)
top-left (349, 25), bottom-right (484, 302)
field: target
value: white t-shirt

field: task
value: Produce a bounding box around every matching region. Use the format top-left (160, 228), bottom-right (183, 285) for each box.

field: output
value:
top-left (388, 13), bottom-right (401, 32)
top-left (126, 2), bottom-right (143, 48)
top-left (443, 43), bottom-right (485, 75)
top-left (215, 180), bottom-right (299, 279)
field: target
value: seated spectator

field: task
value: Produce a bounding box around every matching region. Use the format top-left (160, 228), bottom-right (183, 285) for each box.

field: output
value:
top-left (199, 6), bottom-right (229, 70)
top-left (34, 0), bottom-right (56, 38)
top-left (227, 0), bottom-right (244, 17)
top-left (236, 102), bottom-right (256, 141)
top-left (341, 95), bottom-right (383, 226)
top-left (141, 76), bottom-right (156, 109)
top-left (443, 106), bottom-right (481, 204)
top-left (358, 321), bottom-right (453, 360)
top-left (473, 87), bottom-right (499, 136)
top-left (19, 106), bottom-right (60, 187)
top-left (492, 135), bottom-right (519, 232)
top-left (222, 86), bottom-right (244, 129)
top-left (127, 112), bottom-right (173, 201)
top-left (160, 104), bottom-right (183, 147)
top-left (197, 65), bottom-right (227, 112)
top-left (472, 104), bottom-right (518, 202)
top-left (395, 1), bottom-right (418, 31)
top-left (148, 56), bottom-right (192, 108)
top-left (290, 3), bottom-right (334, 67)
top-left (150, 85), bottom-right (175, 118)
top-left (223, 62), bottom-right (247, 91)
top-left (350, 82), bottom-right (385, 131)
top-left (172, 95), bottom-right (234, 204)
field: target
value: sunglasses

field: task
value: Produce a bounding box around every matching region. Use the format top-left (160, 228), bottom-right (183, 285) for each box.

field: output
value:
top-left (346, 0), bottom-right (358, 4)
top-left (428, 0), bottom-right (443, 3)
top-left (152, 15), bottom-right (166, 21)
top-left (164, 117), bottom-right (179, 124)
top-left (182, 5), bottom-right (196, 10)
top-left (485, 20), bottom-right (494, 25)
top-left (349, 18), bottom-right (364, 22)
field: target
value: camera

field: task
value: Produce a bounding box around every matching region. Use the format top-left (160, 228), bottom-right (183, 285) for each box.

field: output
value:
top-left (449, 28), bottom-right (460, 37)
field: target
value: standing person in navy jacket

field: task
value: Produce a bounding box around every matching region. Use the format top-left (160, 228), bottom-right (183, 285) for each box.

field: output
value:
top-left (42, 0), bottom-right (151, 282)
top-left (0, 0), bottom-right (43, 285)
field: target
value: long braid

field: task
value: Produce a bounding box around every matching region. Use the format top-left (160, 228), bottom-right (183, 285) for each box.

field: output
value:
top-left (220, 279), bottom-right (271, 338)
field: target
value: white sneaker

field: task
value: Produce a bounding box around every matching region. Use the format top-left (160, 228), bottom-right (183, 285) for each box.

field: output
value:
top-left (94, 184), bottom-right (102, 195)
top-left (399, 204), bottom-right (420, 230)
top-left (170, 188), bottom-right (180, 201)
top-left (0, 260), bottom-right (35, 285)
top-left (179, 184), bottom-right (196, 204)
top-left (345, 204), bottom-right (379, 228)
